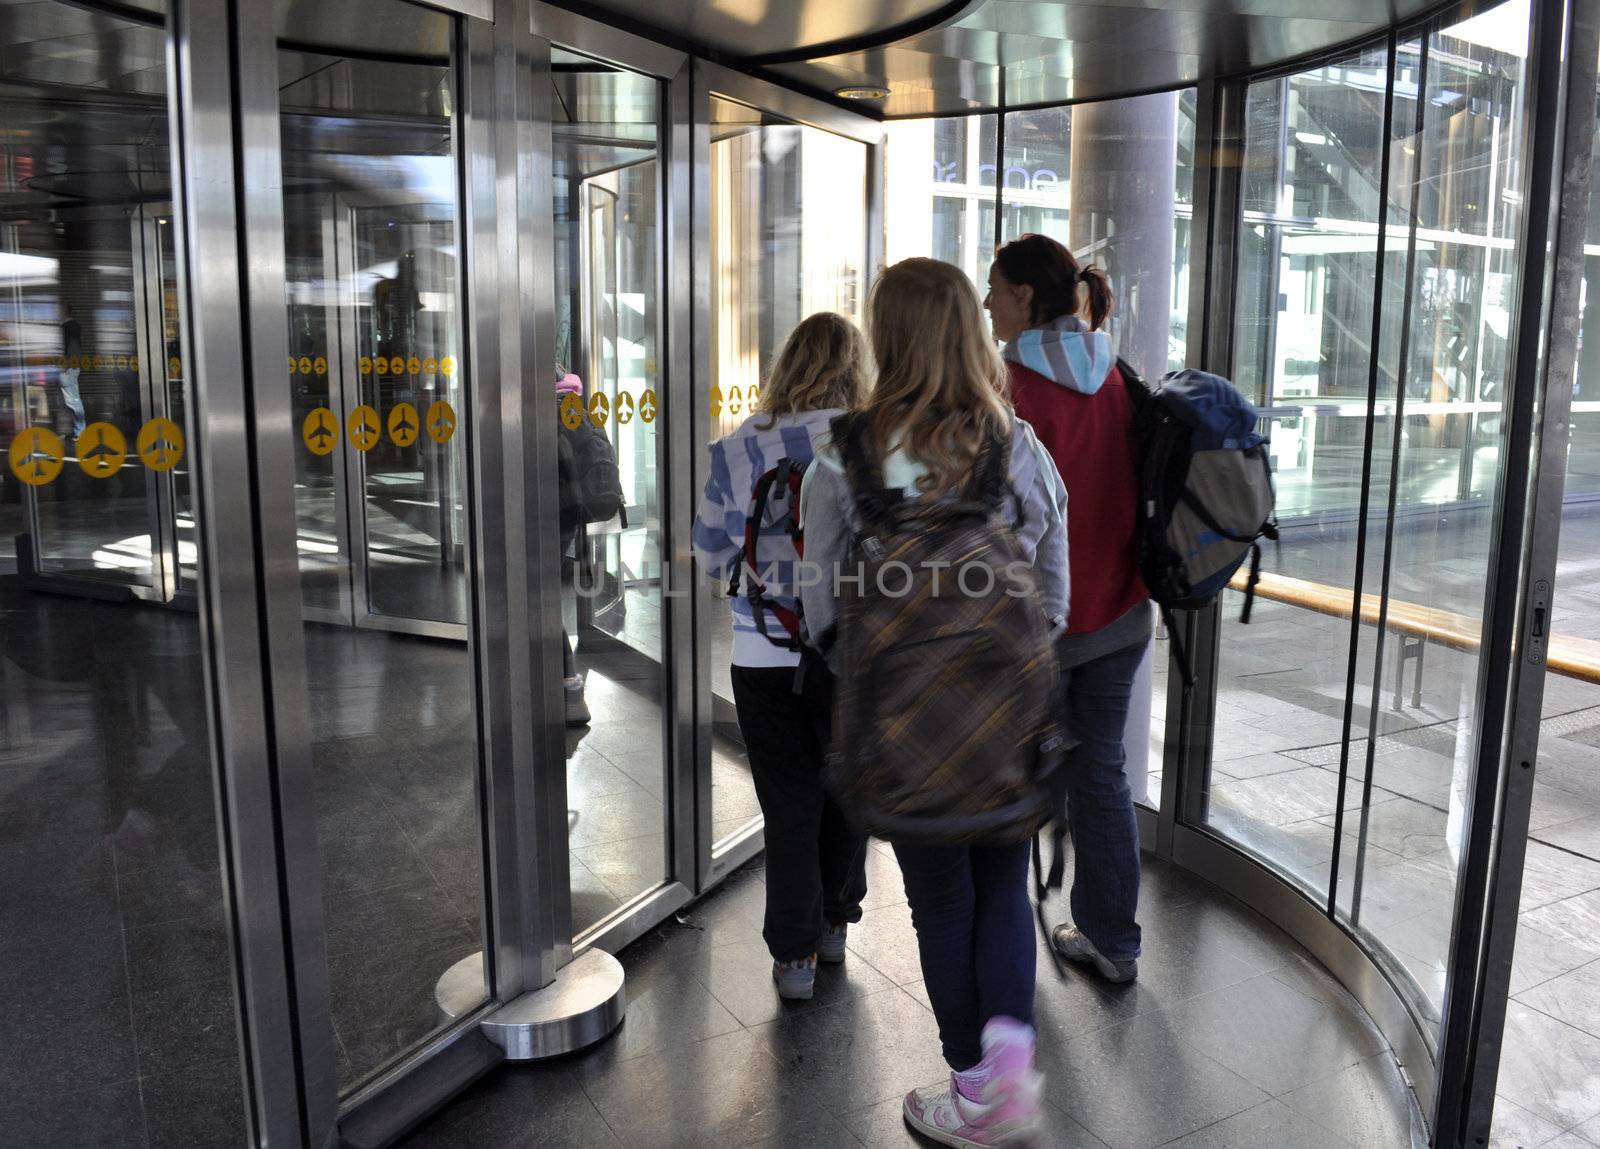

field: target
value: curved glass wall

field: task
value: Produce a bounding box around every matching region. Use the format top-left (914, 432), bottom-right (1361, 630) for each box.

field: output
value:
top-left (1207, 0), bottom-right (1533, 1041)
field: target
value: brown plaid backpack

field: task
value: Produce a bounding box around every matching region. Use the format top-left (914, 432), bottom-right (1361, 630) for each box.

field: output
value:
top-left (820, 413), bottom-right (1066, 845)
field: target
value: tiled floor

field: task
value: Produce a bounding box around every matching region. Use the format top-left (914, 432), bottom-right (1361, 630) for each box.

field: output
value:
top-left (398, 850), bottom-right (1427, 1149)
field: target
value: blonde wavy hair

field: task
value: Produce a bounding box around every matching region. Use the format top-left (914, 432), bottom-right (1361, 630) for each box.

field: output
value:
top-left (755, 311), bottom-right (869, 427)
top-left (864, 258), bottom-right (1010, 494)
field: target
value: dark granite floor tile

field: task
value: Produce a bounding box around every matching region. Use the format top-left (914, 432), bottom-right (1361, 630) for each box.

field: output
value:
top-left (130, 974), bottom-right (239, 1078)
top-left (397, 1063), bottom-right (620, 1148)
top-left (1279, 1053), bottom-right (1428, 1148)
top-left (141, 1056), bottom-right (250, 1149)
top-left (0, 1078), bottom-right (145, 1149)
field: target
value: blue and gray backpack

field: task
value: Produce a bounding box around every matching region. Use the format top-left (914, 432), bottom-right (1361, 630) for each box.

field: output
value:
top-left (1121, 360), bottom-right (1278, 688)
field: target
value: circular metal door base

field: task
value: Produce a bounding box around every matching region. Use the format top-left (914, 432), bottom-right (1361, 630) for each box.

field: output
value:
top-left (435, 948), bottom-right (626, 1061)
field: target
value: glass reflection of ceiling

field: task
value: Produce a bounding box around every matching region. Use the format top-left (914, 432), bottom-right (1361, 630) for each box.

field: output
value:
top-left (551, 50), bottom-right (658, 181)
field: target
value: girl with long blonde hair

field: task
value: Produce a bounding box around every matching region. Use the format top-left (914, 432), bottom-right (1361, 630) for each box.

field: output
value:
top-left (692, 310), bottom-right (872, 1002)
top-left (800, 259), bottom-right (1068, 1147)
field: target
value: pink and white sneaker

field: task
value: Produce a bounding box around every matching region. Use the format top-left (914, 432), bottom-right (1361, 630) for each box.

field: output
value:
top-left (902, 1017), bottom-right (1042, 1148)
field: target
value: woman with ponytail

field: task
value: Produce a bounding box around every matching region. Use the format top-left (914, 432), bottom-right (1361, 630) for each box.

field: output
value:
top-left (985, 232), bottom-right (1151, 985)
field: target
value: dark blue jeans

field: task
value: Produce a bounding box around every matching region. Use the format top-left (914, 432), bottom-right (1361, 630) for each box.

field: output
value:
top-left (893, 839), bottom-right (1035, 1071)
top-left (1060, 637), bottom-right (1146, 961)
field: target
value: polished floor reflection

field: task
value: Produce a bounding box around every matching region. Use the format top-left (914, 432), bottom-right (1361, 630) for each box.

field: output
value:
top-left (399, 852), bottom-right (1423, 1149)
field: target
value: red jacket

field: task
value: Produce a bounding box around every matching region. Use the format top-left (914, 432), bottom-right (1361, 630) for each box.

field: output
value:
top-left (1008, 360), bottom-right (1149, 634)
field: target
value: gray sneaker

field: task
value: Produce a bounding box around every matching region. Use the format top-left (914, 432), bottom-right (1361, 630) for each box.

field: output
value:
top-left (818, 924), bottom-right (848, 964)
top-left (1052, 924), bottom-right (1138, 983)
top-left (773, 954), bottom-right (817, 1000)
top-left (564, 674), bottom-right (591, 727)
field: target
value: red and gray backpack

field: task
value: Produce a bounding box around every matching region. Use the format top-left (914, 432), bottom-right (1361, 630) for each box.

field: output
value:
top-left (726, 457), bottom-right (810, 651)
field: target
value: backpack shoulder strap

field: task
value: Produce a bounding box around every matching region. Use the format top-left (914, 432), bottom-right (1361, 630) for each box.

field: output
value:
top-left (1117, 357), bottom-right (1154, 411)
top-left (831, 413), bottom-right (898, 531)
top-left (961, 427), bottom-right (1010, 509)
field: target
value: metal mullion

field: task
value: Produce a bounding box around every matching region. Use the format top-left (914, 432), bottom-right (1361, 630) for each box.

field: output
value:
top-left (333, 201), bottom-right (374, 621)
top-left (1438, 0), bottom-right (1598, 1141)
top-left (130, 210), bottom-right (172, 598)
top-left (320, 202), bottom-right (358, 625)
top-left (170, 0), bottom-right (336, 1144)
top-left (1172, 75), bottom-right (1246, 832)
top-left (1328, 30), bottom-right (1407, 926)
top-left (682, 58), bottom-right (713, 888)
top-left (1348, 33), bottom-right (1431, 931)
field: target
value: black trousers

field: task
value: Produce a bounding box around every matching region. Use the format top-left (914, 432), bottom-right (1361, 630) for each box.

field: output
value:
top-left (731, 661), bottom-right (869, 962)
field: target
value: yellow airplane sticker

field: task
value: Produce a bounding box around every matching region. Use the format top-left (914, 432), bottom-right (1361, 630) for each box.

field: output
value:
top-left (360, 356), bottom-right (373, 376)
top-left (616, 391), bottom-right (635, 425)
top-left (748, 384), bottom-right (761, 407)
top-left (427, 400), bottom-right (457, 443)
top-left (588, 392), bottom-right (610, 428)
top-left (560, 393), bottom-right (585, 431)
top-left (710, 385), bottom-right (723, 418)
top-left (639, 388), bottom-right (658, 424)
top-left (298, 356), bottom-right (312, 377)
top-left (424, 356), bottom-right (438, 375)
top-left (440, 356), bottom-right (456, 377)
top-left (389, 356), bottom-right (405, 377)
top-left (728, 385), bottom-right (743, 416)
top-left (137, 418), bottom-right (185, 472)
top-left (407, 356), bottom-right (421, 376)
top-left (348, 404), bottom-right (380, 451)
top-left (375, 356), bottom-right (389, 376)
top-left (288, 356), bottom-right (298, 374)
top-left (302, 408), bottom-right (339, 456)
top-left (168, 357), bottom-right (181, 378)
top-left (93, 354), bottom-right (105, 371)
top-left (9, 427), bottom-right (64, 487)
top-left (130, 355), bottom-right (140, 372)
top-left (76, 422), bottom-right (127, 478)
top-left (314, 356), bottom-right (328, 376)
top-left (388, 402), bottom-right (420, 448)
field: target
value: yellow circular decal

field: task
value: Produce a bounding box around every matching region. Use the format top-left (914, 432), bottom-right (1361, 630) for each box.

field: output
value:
top-left (297, 356), bottom-right (312, 377)
top-left (137, 418), bottom-right (185, 472)
top-left (440, 356), bottom-right (456, 377)
top-left (76, 422), bottom-right (127, 478)
top-left (302, 408), bottom-right (339, 456)
top-left (93, 354), bottom-right (105, 371)
top-left (314, 356), bottom-right (328, 377)
top-left (288, 356), bottom-right (298, 374)
top-left (615, 391), bottom-right (635, 425)
top-left (388, 402), bottom-right (420, 448)
top-left (560, 393), bottom-right (585, 431)
top-left (747, 384), bottom-right (761, 407)
top-left (348, 404), bottom-right (381, 451)
top-left (375, 356), bottom-right (388, 376)
top-left (389, 356), bottom-right (405, 377)
top-left (709, 385), bottom-right (723, 418)
top-left (130, 355), bottom-right (140, 372)
top-left (426, 400), bottom-right (457, 443)
top-left (588, 392), bottom-right (610, 428)
top-left (168, 357), bottom-right (181, 378)
top-left (424, 356), bottom-right (438, 375)
top-left (639, 388), bottom-right (658, 424)
top-left (9, 427), bottom-right (64, 486)
top-left (360, 356), bottom-right (373, 376)
top-left (407, 357), bottom-right (421, 376)
top-left (728, 385), bottom-right (743, 416)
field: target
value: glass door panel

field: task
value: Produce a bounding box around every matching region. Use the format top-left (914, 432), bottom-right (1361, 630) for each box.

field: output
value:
top-left (275, 2), bottom-right (485, 1090)
top-left (549, 48), bottom-right (671, 935)
top-left (0, 2), bottom-right (247, 1144)
top-left (706, 94), bottom-right (868, 846)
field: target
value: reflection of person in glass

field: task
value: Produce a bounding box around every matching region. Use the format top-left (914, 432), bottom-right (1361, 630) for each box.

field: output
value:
top-left (691, 313), bottom-right (872, 1002)
top-left (59, 302), bottom-right (86, 436)
top-left (556, 367), bottom-right (625, 725)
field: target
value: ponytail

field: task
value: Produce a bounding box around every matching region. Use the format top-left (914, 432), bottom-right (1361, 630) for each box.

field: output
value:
top-left (1079, 265), bottom-right (1114, 331)
top-left (992, 232), bottom-right (1117, 331)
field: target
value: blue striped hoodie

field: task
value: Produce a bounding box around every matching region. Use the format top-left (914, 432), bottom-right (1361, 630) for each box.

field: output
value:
top-left (693, 408), bottom-right (841, 668)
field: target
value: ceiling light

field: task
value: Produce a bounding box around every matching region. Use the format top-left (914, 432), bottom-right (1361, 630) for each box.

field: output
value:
top-left (834, 85), bottom-right (890, 101)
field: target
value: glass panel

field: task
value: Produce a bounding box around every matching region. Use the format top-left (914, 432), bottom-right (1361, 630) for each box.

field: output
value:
top-left (1491, 41), bottom-right (1600, 1140)
top-left (883, 114), bottom-right (999, 286)
top-left (0, 2), bottom-right (247, 1144)
top-left (708, 96), bottom-right (867, 845)
top-left (1209, 44), bottom-right (1392, 899)
top-left (994, 92), bottom-right (1198, 809)
top-left (549, 48), bottom-right (670, 933)
top-left (1337, 4), bottom-right (1531, 1030)
top-left (275, 1), bottom-right (485, 1089)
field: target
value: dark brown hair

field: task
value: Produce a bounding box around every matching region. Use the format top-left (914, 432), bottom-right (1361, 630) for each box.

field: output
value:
top-left (993, 232), bottom-right (1114, 331)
